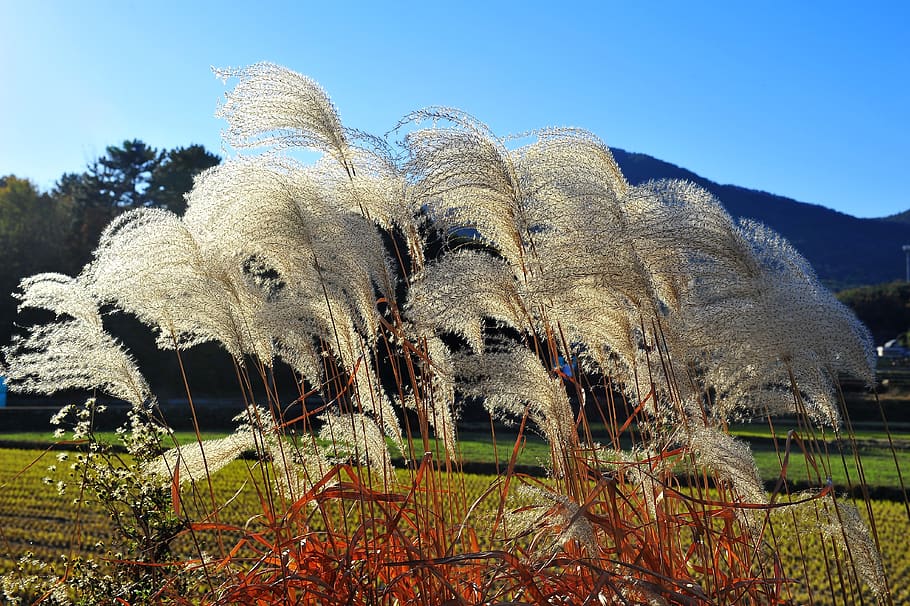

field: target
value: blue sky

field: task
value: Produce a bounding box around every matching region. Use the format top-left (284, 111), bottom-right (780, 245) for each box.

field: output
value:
top-left (1, 1), bottom-right (907, 218)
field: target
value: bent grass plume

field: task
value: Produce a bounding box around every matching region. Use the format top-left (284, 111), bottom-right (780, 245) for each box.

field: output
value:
top-left (0, 62), bottom-right (897, 605)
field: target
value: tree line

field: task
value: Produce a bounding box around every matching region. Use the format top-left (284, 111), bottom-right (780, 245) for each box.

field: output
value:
top-left (836, 281), bottom-right (910, 346)
top-left (1, 141), bottom-right (221, 396)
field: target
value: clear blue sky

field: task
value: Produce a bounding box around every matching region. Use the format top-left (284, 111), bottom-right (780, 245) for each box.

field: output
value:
top-left (1, 1), bottom-right (907, 218)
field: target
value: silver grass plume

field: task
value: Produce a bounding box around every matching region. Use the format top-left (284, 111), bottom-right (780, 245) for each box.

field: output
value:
top-left (775, 495), bottom-right (887, 598)
top-left (682, 425), bottom-right (766, 507)
top-left (200, 82), bottom-right (412, 448)
top-left (146, 433), bottom-right (255, 485)
top-left (86, 208), bottom-right (275, 362)
top-left (282, 439), bottom-right (332, 498)
top-left (619, 179), bottom-right (872, 425)
top-left (15, 273), bottom-right (102, 326)
top-left (683, 219), bottom-right (874, 425)
top-left (148, 406), bottom-right (330, 499)
top-left (520, 200), bottom-right (654, 382)
top-left (819, 499), bottom-right (887, 597)
top-left (310, 152), bottom-right (425, 271)
top-left (406, 250), bottom-right (527, 352)
top-left (407, 124), bottom-right (665, 392)
top-left (86, 156), bottom-right (407, 454)
top-left (319, 411), bottom-right (395, 477)
top-left (271, 439), bottom-right (331, 499)
top-left (215, 63), bottom-right (355, 175)
top-left (614, 180), bottom-right (759, 405)
top-left (261, 274), bottom-right (404, 450)
top-left (182, 155), bottom-right (400, 439)
top-left (514, 127), bottom-right (628, 201)
top-left (256, 286), bottom-right (404, 451)
top-left (455, 347), bottom-right (576, 476)
top-left (218, 63), bottom-right (423, 271)
top-left (2, 274), bottom-right (152, 409)
top-left (452, 128), bottom-right (668, 389)
top-left (507, 128), bottom-right (654, 333)
top-left (514, 484), bottom-right (596, 557)
top-left (404, 108), bottom-right (531, 270)
top-left (742, 220), bottom-right (874, 386)
top-left (621, 180), bottom-right (753, 313)
top-left (183, 154), bottom-right (395, 329)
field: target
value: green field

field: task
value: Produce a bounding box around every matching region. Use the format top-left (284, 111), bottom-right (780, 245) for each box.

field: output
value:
top-left (1, 447), bottom-right (908, 605)
top-left (3, 426), bottom-right (908, 490)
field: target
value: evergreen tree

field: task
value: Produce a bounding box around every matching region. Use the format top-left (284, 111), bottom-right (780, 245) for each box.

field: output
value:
top-left (146, 144), bottom-right (220, 214)
top-left (54, 140), bottom-right (220, 266)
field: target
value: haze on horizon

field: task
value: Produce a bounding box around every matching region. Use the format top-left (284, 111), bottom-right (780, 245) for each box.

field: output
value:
top-left (1, 1), bottom-right (906, 219)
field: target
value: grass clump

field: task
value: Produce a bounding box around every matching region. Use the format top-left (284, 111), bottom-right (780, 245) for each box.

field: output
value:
top-left (0, 62), bottom-right (901, 604)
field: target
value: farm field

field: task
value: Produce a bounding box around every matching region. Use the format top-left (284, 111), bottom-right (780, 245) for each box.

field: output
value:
top-left (4, 427), bottom-right (909, 491)
top-left (1, 445), bottom-right (909, 604)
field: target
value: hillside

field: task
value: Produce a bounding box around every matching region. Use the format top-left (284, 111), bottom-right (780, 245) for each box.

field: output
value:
top-left (883, 209), bottom-right (910, 224)
top-left (611, 149), bottom-right (910, 290)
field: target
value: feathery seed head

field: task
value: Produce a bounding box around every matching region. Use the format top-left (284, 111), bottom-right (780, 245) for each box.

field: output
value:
top-left (407, 250), bottom-right (526, 351)
top-left (15, 273), bottom-right (102, 327)
top-left (780, 495), bottom-right (887, 598)
top-left (455, 347), bottom-right (576, 475)
top-left (319, 411), bottom-right (394, 477)
top-left (682, 219), bottom-right (874, 425)
top-left (146, 433), bottom-right (255, 485)
top-left (683, 425), bottom-right (766, 506)
top-left (215, 63), bottom-right (351, 168)
top-left (515, 485), bottom-right (596, 556)
top-left (819, 499), bottom-right (887, 597)
top-left (3, 279), bottom-right (152, 409)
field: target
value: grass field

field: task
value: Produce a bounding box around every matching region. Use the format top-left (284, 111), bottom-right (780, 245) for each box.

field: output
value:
top-left (0, 425), bottom-right (910, 480)
top-left (2, 422), bottom-right (908, 603)
top-left (1, 447), bottom-right (908, 604)
top-left (3, 425), bottom-right (908, 490)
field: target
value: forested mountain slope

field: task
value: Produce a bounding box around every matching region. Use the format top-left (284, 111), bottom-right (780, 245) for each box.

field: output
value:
top-left (612, 148), bottom-right (909, 290)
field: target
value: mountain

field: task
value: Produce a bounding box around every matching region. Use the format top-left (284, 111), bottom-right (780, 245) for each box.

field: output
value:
top-left (611, 149), bottom-right (910, 290)
top-left (883, 209), bottom-right (910, 224)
